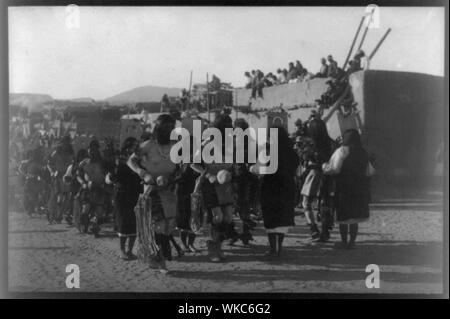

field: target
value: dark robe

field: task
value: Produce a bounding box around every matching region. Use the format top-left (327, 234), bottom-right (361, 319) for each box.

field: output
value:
top-left (261, 145), bottom-right (300, 229)
top-left (175, 164), bottom-right (198, 231)
top-left (113, 162), bottom-right (143, 236)
top-left (335, 147), bottom-right (370, 223)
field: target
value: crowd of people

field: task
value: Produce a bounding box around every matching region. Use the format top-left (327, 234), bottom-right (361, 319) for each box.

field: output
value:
top-left (245, 50), bottom-right (368, 99)
top-left (10, 109), bottom-right (374, 274)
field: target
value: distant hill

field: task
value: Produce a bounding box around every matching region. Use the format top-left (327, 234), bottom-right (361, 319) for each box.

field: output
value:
top-left (67, 97), bottom-right (95, 103)
top-left (105, 85), bottom-right (182, 104)
top-left (10, 85), bottom-right (183, 110)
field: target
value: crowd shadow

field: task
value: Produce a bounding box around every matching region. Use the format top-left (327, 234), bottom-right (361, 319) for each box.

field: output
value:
top-left (171, 235), bottom-right (443, 285)
top-left (9, 246), bottom-right (70, 251)
top-left (97, 230), bottom-right (119, 238)
top-left (369, 203), bottom-right (443, 213)
top-left (169, 268), bottom-right (442, 285)
top-left (9, 229), bottom-right (69, 234)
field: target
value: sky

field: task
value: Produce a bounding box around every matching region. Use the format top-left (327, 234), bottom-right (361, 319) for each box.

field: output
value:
top-left (9, 6), bottom-right (445, 100)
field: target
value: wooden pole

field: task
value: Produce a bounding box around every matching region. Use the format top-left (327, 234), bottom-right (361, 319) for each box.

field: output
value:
top-left (356, 8), bottom-right (375, 52)
top-left (206, 73), bottom-right (210, 123)
top-left (235, 89), bottom-right (238, 120)
top-left (368, 28), bottom-right (392, 60)
top-left (343, 16), bottom-right (365, 70)
top-left (188, 70), bottom-right (193, 108)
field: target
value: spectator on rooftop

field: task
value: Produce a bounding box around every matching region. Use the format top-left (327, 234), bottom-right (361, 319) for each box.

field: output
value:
top-left (295, 61), bottom-right (307, 77)
top-left (277, 68), bottom-right (288, 84)
top-left (244, 71), bottom-right (253, 89)
top-left (267, 73), bottom-right (278, 86)
top-left (314, 58), bottom-right (329, 78)
top-left (327, 55), bottom-right (339, 78)
top-left (276, 69), bottom-right (284, 84)
top-left (287, 62), bottom-right (298, 81)
top-left (353, 49), bottom-right (370, 71)
top-left (282, 69), bottom-right (289, 82)
top-left (346, 60), bottom-right (360, 75)
top-left (251, 70), bottom-right (265, 99)
top-left (262, 73), bottom-right (273, 87)
top-left (251, 70), bottom-right (258, 89)
top-left (210, 74), bottom-right (221, 91)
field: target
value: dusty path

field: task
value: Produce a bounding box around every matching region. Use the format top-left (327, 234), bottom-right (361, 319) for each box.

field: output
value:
top-left (8, 199), bottom-right (443, 294)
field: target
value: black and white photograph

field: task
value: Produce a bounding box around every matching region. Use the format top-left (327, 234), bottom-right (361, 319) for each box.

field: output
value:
top-left (2, 2), bottom-right (448, 299)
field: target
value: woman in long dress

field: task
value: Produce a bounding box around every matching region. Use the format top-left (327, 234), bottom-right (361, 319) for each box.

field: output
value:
top-left (322, 129), bottom-right (373, 249)
top-left (127, 114), bottom-right (178, 273)
top-left (251, 126), bottom-right (299, 257)
top-left (106, 137), bottom-right (142, 260)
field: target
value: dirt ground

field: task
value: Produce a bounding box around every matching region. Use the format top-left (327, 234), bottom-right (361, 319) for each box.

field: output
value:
top-left (8, 196), bottom-right (444, 294)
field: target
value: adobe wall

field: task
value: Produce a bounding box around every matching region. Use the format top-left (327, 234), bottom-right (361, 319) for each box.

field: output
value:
top-left (234, 78), bottom-right (329, 109)
top-left (359, 70), bottom-right (444, 188)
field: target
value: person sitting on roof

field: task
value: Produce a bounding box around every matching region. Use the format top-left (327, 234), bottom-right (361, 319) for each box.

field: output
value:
top-left (209, 74), bottom-right (221, 91)
top-left (244, 71), bottom-right (253, 89)
top-left (251, 70), bottom-right (265, 99)
top-left (353, 49), bottom-right (370, 71)
top-left (295, 61), bottom-right (307, 78)
top-left (327, 55), bottom-right (339, 78)
top-left (346, 59), bottom-right (360, 75)
top-left (286, 62), bottom-right (298, 81)
top-left (276, 69), bottom-right (285, 84)
top-left (263, 73), bottom-right (276, 87)
top-left (267, 73), bottom-right (278, 86)
top-left (314, 58), bottom-right (329, 78)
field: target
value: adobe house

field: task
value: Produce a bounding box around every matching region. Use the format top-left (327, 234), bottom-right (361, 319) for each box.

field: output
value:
top-left (232, 70), bottom-right (445, 195)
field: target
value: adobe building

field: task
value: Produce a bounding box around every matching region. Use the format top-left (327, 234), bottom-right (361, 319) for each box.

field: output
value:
top-left (232, 70), bottom-right (445, 195)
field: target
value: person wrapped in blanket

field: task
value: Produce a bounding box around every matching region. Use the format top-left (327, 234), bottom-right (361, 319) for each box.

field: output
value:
top-left (191, 114), bottom-right (236, 263)
top-left (46, 135), bottom-right (75, 224)
top-left (106, 137), bottom-right (142, 260)
top-left (19, 149), bottom-right (47, 217)
top-left (127, 114), bottom-right (178, 273)
top-left (76, 140), bottom-right (107, 237)
top-left (300, 118), bottom-right (336, 242)
top-left (322, 129), bottom-right (374, 249)
top-left (249, 126), bottom-right (299, 258)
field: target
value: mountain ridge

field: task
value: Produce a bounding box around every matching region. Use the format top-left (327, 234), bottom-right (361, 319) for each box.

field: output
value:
top-left (9, 84), bottom-right (183, 110)
top-left (105, 85), bottom-right (182, 104)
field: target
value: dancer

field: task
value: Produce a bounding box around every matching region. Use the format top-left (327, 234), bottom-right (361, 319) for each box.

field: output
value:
top-left (175, 156), bottom-right (200, 253)
top-left (323, 129), bottom-right (373, 249)
top-left (300, 118), bottom-right (335, 241)
top-left (19, 149), bottom-right (46, 217)
top-left (106, 137), bottom-right (142, 260)
top-left (191, 114), bottom-right (236, 262)
top-left (77, 140), bottom-right (107, 237)
top-left (232, 118), bottom-right (256, 246)
top-left (63, 148), bottom-right (89, 229)
top-left (128, 114), bottom-right (178, 273)
top-left (46, 135), bottom-right (74, 224)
